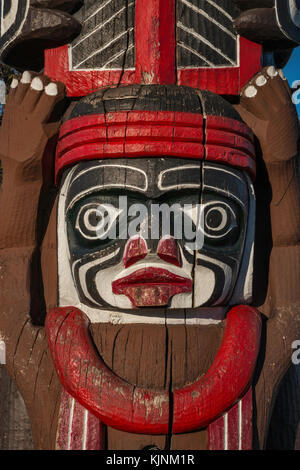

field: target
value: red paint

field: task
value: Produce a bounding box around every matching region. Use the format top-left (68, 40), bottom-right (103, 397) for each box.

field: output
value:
top-left (157, 236), bottom-right (181, 267)
top-left (135, 0), bottom-right (176, 84)
top-left (46, 305), bottom-right (261, 435)
top-left (208, 388), bottom-right (252, 450)
top-left (123, 236), bottom-right (148, 268)
top-left (177, 38), bottom-right (262, 95)
top-left (112, 267), bottom-right (192, 307)
top-left (44, 38), bottom-right (261, 97)
top-left (44, 45), bottom-right (136, 97)
top-left (55, 112), bottom-right (255, 183)
top-left (172, 306), bottom-right (260, 433)
top-left (56, 389), bottom-right (104, 450)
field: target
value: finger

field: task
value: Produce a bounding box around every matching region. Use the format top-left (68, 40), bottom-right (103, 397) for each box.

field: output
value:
top-left (21, 75), bottom-right (51, 114)
top-left (14, 71), bottom-right (36, 105)
top-left (240, 81), bottom-right (270, 119)
top-left (6, 77), bottom-right (19, 106)
top-left (34, 81), bottom-right (66, 123)
top-left (259, 67), bottom-right (292, 109)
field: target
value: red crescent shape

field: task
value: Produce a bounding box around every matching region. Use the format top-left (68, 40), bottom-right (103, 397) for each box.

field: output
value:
top-left (46, 305), bottom-right (261, 434)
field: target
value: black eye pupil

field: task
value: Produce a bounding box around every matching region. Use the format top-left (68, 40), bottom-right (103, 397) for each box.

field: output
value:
top-left (207, 209), bottom-right (223, 229)
top-left (88, 211), bottom-right (102, 228)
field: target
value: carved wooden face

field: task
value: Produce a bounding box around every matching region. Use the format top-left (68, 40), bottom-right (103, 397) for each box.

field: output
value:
top-left (57, 158), bottom-right (255, 317)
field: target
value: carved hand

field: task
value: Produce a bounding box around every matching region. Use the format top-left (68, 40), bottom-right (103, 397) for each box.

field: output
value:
top-left (0, 72), bottom-right (65, 166)
top-left (0, 73), bottom-right (66, 449)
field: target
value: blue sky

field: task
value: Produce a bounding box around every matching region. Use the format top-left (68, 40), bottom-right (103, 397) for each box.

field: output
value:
top-left (284, 46), bottom-right (300, 116)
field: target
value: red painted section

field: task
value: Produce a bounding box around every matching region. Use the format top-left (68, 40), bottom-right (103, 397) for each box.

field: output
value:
top-left (47, 307), bottom-right (170, 435)
top-left (157, 236), bottom-right (181, 267)
top-left (44, 45), bottom-right (136, 97)
top-left (55, 112), bottom-right (255, 182)
top-left (208, 388), bottom-right (253, 450)
top-left (177, 38), bottom-right (262, 95)
top-left (112, 267), bottom-right (192, 307)
top-left (207, 413), bottom-right (225, 450)
top-left (227, 397), bottom-right (240, 450)
top-left (239, 37), bottom-right (263, 90)
top-left (44, 37), bottom-right (261, 97)
top-left (135, 0), bottom-right (176, 85)
top-left (172, 306), bottom-right (261, 434)
top-left (46, 305), bottom-right (261, 435)
top-left (56, 389), bottom-right (104, 450)
top-left (123, 236), bottom-right (148, 268)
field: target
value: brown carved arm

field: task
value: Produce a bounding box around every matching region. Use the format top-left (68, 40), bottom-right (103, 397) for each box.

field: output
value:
top-left (236, 66), bottom-right (300, 447)
top-left (0, 73), bottom-right (66, 448)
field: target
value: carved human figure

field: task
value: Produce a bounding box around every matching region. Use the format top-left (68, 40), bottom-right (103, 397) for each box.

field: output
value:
top-left (0, 65), bottom-right (299, 449)
top-left (0, 0), bottom-right (300, 451)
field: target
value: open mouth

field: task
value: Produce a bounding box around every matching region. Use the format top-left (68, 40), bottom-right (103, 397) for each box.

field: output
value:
top-left (112, 267), bottom-right (192, 307)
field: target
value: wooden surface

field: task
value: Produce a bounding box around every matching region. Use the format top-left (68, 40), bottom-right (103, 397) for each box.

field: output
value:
top-left (0, 366), bottom-right (33, 450)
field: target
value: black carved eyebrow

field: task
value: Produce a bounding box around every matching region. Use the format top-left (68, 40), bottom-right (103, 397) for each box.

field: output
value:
top-left (158, 165), bottom-right (202, 190)
top-left (66, 163), bottom-right (148, 210)
top-left (203, 164), bottom-right (249, 209)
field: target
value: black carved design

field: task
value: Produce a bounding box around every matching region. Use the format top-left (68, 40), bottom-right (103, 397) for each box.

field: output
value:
top-left (176, 0), bottom-right (238, 68)
top-left (70, 0), bottom-right (135, 70)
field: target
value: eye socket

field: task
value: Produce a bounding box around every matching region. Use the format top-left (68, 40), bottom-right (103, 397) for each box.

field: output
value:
top-left (203, 202), bottom-right (238, 241)
top-left (75, 203), bottom-right (121, 241)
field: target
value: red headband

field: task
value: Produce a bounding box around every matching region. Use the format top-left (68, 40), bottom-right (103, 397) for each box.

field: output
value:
top-left (55, 111), bottom-right (256, 182)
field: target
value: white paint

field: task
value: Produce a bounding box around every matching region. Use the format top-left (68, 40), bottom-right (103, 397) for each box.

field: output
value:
top-left (180, 0), bottom-right (236, 40)
top-left (177, 42), bottom-right (215, 67)
top-left (0, 1), bottom-right (30, 56)
top-left (267, 66), bottom-right (278, 78)
top-left (102, 44), bottom-right (135, 69)
top-left (82, 0), bottom-right (116, 24)
top-left (73, 3), bottom-right (134, 50)
top-left (230, 174), bottom-right (255, 305)
top-left (73, 28), bottom-right (134, 70)
top-left (238, 399), bottom-right (242, 450)
top-left (67, 398), bottom-right (75, 450)
top-left (206, 0), bottom-right (233, 21)
top-left (177, 21), bottom-right (236, 66)
top-left (158, 165), bottom-right (201, 191)
top-left (245, 85), bottom-right (257, 98)
top-left (289, 0), bottom-right (300, 27)
top-left (1, 1), bottom-right (18, 35)
top-left (279, 69), bottom-right (287, 80)
top-left (45, 83), bottom-right (58, 96)
top-left (194, 253), bottom-right (233, 307)
top-left (224, 413), bottom-right (228, 450)
top-left (31, 77), bottom-right (43, 91)
top-left (10, 78), bottom-right (18, 89)
top-left (21, 71), bottom-right (31, 84)
top-left (82, 409), bottom-right (88, 450)
top-left (255, 75), bottom-right (267, 87)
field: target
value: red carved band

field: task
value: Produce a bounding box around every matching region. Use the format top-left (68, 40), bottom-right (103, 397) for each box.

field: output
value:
top-left (55, 112), bottom-right (255, 182)
top-left (46, 305), bottom-right (261, 435)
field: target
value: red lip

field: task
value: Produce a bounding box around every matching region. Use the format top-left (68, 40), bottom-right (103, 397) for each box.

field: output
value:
top-left (112, 267), bottom-right (192, 307)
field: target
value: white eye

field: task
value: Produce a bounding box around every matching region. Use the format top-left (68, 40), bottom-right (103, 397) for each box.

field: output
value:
top-left (204, 202), bottom-right (238, 240)
top-left (75, 203), bottom-right (122, 241)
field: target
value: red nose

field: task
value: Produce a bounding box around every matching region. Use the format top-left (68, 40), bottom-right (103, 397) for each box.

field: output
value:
top-left (157, 236), bottom-right (181, 267)
top-left (123, 236), bottom-right (148, 268)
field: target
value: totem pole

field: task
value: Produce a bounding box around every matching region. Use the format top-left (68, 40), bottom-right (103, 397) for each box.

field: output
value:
top-left (0, 0), bottom-right (299, 450)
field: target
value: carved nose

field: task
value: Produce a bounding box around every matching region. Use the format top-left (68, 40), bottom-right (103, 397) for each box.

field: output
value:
top-left (123, 236), bottom-right (148, 268)
top-left (157, 236), bottom-right (181, 267)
